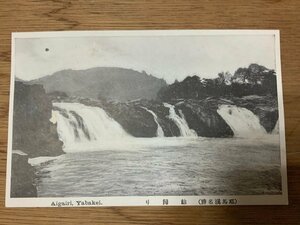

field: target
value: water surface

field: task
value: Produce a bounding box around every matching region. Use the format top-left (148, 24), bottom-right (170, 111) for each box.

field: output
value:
top-left (35, 136), bottom-right (281, 197)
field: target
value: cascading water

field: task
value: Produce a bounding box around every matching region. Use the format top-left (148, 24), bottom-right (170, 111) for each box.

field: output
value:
top-left (163, 103), bottom-right (197, 137)
top-left (51, 102), bottom-right (130, 152)
top-left (217, 105), bottom-right (267, 137)
top-left (49, 101), bottom-right (275, 153)
top-left (141, 107), bottom-right (164, 137)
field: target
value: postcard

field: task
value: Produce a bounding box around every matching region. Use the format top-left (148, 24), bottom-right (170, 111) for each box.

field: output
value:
top-left (6, 30), bottom-right (287, 207)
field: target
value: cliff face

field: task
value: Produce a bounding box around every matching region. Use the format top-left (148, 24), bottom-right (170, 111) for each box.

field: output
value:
top-left (13, 81), bottom-right (64, 157)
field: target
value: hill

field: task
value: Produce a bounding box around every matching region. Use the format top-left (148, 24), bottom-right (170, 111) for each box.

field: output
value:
top-left (29, 67), bottom-right (167, 102)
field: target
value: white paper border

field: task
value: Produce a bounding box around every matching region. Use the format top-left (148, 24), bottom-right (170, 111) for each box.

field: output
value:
top-left (6, 30), bottom-right (288, 207)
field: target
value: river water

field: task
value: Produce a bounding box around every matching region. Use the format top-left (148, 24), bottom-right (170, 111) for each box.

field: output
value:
top-left (35, 136), bottom-right (281, 197)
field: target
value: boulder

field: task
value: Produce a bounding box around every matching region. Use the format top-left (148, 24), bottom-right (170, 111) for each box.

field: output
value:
top-left (10, 152), bottom-right (37, 198)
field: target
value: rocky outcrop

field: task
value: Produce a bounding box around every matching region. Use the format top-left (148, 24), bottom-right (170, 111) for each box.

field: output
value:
top-left (133, 100), bottom-right (181, 137)
top-left (13, 81), bottom-right (64, 157)
top-left (175, 99), bottom-right (234, 137)
top-left (11, 152), bottom-right (37, 197)
top-left (104, 102), bottom-right (158, 137)
top-left (135, 101), bottom-right (180, 137)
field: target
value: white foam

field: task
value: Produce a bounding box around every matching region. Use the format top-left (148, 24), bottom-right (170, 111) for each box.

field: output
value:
top-left (53, 102), bottom-right (130, 152)
top-left (141, 107), bottom-right (164, 137)
top-left (12, 150), bottom-right (27, 156)
top-left (163, 103), bottom-right (197, 137)
top-left (217, 105), bottom-right (267, 137)
top-left (28, 156), bottom-right (61, 166)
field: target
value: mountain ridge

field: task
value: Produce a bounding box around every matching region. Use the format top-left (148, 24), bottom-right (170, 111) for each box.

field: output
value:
top-left (29, 67), bottom-right (167, 102)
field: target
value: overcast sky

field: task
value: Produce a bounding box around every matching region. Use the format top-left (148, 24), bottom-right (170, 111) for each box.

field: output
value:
top-left (15, 34), bottom-right (276, 83)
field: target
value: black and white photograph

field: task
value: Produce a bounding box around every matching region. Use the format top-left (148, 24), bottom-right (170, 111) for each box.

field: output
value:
top-left (6, 30), bottom-right (287, 207)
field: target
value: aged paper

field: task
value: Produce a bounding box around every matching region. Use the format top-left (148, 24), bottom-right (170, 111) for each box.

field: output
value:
top-left (6, 30), bottom-right (287, 207)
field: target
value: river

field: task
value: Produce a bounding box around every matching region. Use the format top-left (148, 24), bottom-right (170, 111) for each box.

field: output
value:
top-left (34, 136), bottom-right (281, 197)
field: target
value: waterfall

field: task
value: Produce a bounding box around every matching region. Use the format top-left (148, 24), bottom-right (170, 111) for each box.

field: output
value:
top-left (52, 102), bottom-right (130, 151)
top-left (141, 107), bottom-right (164, 137)
top-left (163, 103), bottom-right (197, 137)
top-left (217, 105), bottom-right (267, 137)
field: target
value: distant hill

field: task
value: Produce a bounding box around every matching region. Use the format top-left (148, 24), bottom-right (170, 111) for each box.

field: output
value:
top-left (15, 77), bottom-right (25, 82)
top-left (29, 67), bottom-right (167, 102)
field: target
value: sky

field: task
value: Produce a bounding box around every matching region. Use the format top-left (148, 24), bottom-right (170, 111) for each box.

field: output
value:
top-left (15, 34), bottom-right (276, 83)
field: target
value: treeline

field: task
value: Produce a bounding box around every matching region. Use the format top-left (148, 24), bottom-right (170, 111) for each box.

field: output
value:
top-left (157, 64), bottom-right (277, 101)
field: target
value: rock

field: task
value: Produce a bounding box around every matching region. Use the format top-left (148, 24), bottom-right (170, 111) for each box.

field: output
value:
top-left (47, 91), bottom-right (68, 101)
top-left (176, 99), bottom-right (234, 137)
top-left (11, 152), bottom-right (37, 198)
top-left (105, 102), bottom-right (158, 137)
top-left (13, 81), bottom-right (64, 157)
top-left (137, 100), bottom-right (181, 137)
